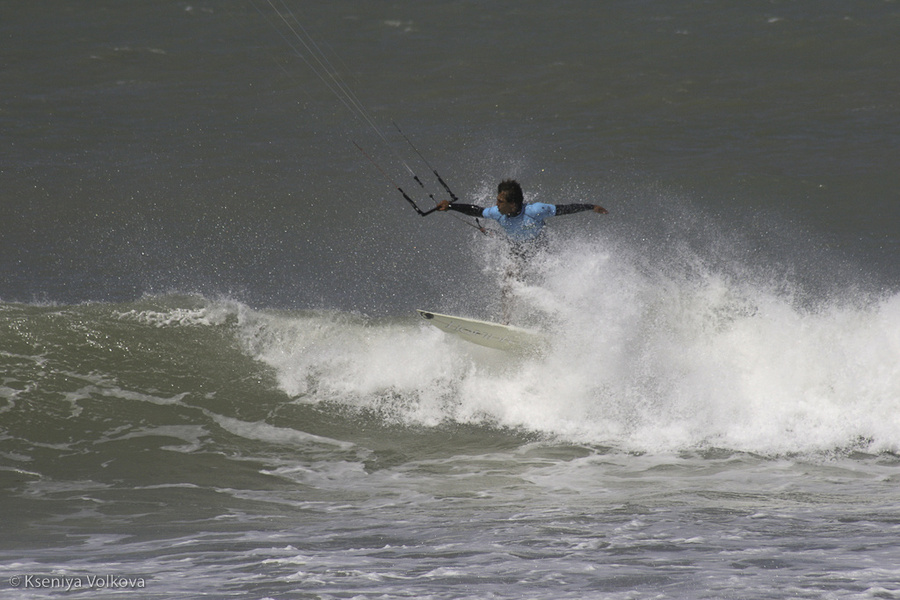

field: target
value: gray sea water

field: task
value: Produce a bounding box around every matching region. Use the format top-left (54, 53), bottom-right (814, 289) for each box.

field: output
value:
top-left (2, 1), bottom-right (900, 598)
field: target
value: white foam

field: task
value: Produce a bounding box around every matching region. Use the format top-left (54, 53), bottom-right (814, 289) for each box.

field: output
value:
top-left (235, 237), bottom-right (900, 456)
top-left (115, 299), bottom-right (236, 328)
top-left (112, 425), bottom-right (209, 453)
top-left (208, 412), bottom-right (355, 450)
top-left (236, 309), bottom-right (469, 426)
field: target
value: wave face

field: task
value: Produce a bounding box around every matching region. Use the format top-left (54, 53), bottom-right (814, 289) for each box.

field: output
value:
top-left (2, 285), bottom-right (898, 599)
top-left (6, 258), bottom-right (895, 464)
top-left (3, 287), bottom-right (898, 595)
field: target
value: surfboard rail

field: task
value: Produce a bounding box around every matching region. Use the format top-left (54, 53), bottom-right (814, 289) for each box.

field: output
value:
top-left (417, 310), bottom-right (543, 352)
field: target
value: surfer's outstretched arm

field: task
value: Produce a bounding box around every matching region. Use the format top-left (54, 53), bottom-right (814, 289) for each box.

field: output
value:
top-left (555, 203), bottom-right (608, 215)
top-left (436, 200), bottom-right (484, 217)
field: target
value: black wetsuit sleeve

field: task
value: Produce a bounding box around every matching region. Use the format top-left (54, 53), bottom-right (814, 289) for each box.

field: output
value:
top-left (446, 203), bottom-right (485, 217)
top-left (554, 204), bottom-right (596, 216)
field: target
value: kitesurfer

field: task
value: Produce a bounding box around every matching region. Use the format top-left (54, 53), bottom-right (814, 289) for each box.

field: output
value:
top-left (436, 179), bottom-right (608, 322)
top-left (436, 179), bottom-right (607, 244)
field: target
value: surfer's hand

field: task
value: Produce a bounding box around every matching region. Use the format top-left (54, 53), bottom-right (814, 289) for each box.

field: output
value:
top-left (436, 200), bottom-right (452, 211)
top-left (593, 205), bottom-right (609, 214)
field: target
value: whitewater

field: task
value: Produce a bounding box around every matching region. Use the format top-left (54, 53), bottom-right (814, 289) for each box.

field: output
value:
top-left (228, 225), bottom-right (900, 456)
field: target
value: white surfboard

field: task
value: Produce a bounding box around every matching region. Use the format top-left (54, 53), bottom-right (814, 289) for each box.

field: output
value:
top-left (417, 310), bottom-right (543, 352)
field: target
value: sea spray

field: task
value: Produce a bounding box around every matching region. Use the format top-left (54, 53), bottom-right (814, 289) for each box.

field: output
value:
top-left (236, 230), bottom-right (900, 455)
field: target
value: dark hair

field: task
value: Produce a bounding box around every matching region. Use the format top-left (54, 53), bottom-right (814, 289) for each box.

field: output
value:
top-left (497, 179), bottom-right (524, 207)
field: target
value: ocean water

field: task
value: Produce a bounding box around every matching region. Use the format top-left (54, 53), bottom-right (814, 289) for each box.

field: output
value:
top-left (2, 1), bottom-right (899, 599)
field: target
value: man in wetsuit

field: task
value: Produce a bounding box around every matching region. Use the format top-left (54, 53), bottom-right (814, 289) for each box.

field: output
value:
top-left (437, 178), bottom-right (607, 242)
top-left (436, 179), bottom-right (608, 322)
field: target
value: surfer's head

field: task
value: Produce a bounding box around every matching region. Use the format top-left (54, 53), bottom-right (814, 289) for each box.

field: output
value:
top-left (496, 179), bottom-right (524, 216)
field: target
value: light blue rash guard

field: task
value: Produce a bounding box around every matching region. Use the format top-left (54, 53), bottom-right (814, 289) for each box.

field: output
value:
top-left (446, 201), bottom-right (597, 244)
top-left (481, 202), bottom-right (557, 243)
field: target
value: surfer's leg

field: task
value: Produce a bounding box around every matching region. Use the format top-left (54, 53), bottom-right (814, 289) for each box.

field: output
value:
top-left (500, 265), bottom-right (516, 325)
top-left (500, 245), bottom-right (529, 325)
